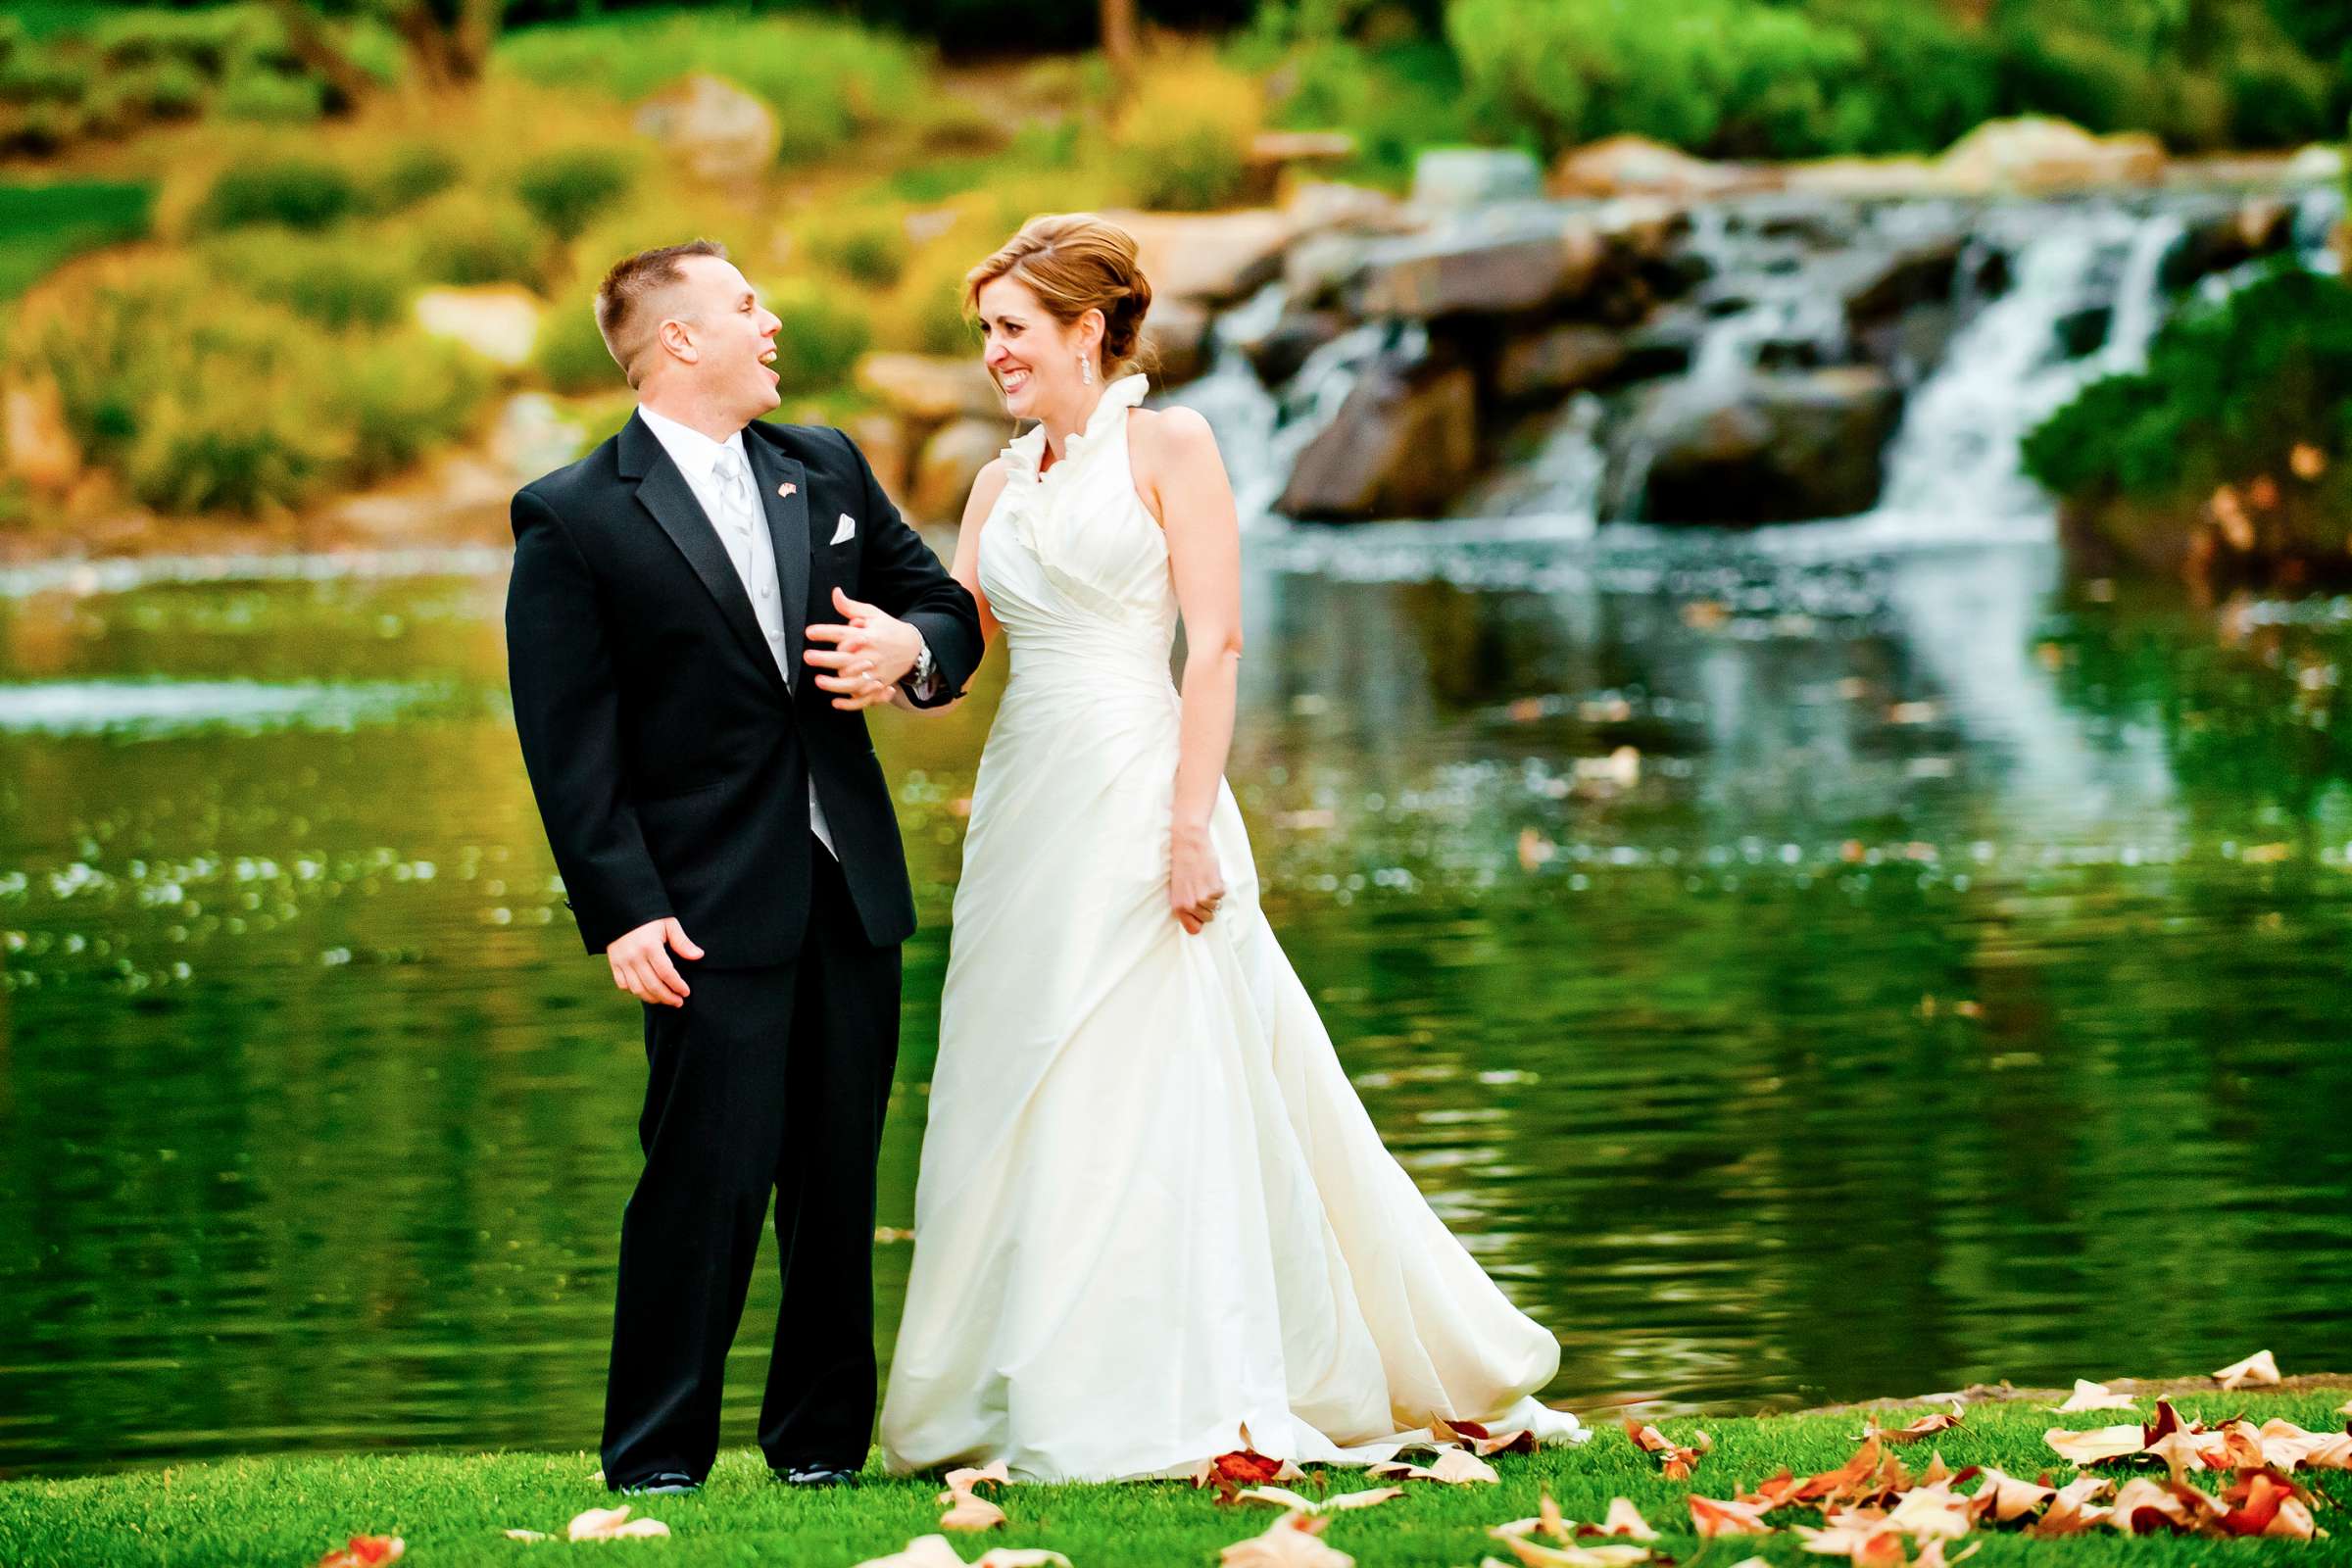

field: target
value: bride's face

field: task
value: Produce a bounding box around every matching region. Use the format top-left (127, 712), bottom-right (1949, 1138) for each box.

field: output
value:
top-left (976, 274), bottom-right (1100, 423)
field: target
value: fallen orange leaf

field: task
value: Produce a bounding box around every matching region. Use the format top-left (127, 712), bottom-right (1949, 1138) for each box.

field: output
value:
top-left (1624, 1420), bottom-right (1707, 1480)
top-left (1866, 1406), bottom-right (1963, 1446)
top-left (2029, 1476), bottom-right (2115, 1537)
top-left (1592, 1498), bottom-right (1659, 1542)
top-left (2043, 1423), bottom-right (2146, 1465)
top-left (1234, 1485), bottom-right (1402, 1516)
top-left (2054, 1380), bottom-right (2136, 1413)
top-left (1966, 1466), bottom-right (2053, 1524)
top-left (566, 1505), bottom-right (669, 1542)
top-left (2212, 1348), bottom-right (2281, 1390)
top-left (1194, 1426), bottom-right (1308, 1502)
top-left (852, 1539), bottom-right (968, 1568)
top-left (1690, 1494), bottom-right (1775, 1538)
top-left (316, 1537), bottom-right (404, 1568)
top-left (2104, 1477), bottom-right (2224, 1536)
top-left (1219, 1511), bottom-right (1352, 1567)
top-left (1487, 1536), bottom-right (1652, 1568)
top-left (1371, 1446), bottom-right (1499, 1486)
top-left (1439, 1416), bottom-right (1541, 1457)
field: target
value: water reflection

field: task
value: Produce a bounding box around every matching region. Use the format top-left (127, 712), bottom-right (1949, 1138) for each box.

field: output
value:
top-left (2, 535), bottom-right (2348, 1477)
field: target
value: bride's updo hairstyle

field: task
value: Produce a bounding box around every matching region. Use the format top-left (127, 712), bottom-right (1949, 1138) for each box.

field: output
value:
top-left (964, 213), bottom-right (1157, 376)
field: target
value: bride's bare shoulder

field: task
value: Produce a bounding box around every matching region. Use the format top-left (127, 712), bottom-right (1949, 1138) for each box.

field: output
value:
top-left (1127, 405), bottom-right (1222, 488)
top-left (961, 456), bottom-right (1011, 528)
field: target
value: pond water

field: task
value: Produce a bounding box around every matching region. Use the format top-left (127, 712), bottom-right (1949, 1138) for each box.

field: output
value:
top-left (2, 528), bottom-right (2348, 1477)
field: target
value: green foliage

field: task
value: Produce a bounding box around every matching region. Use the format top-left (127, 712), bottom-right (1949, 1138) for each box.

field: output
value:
top-left (0, 177), bottom-right (150, 300)
top-left (807, 211), bottom-right (911, 289)
top-left (1259, 35), bottom-right (1472, 185)
top-left (193, 159), bottom-right (361, 234)
top-left (216, 62), bottom-right (325, 123)
top-left (514, 147), bottom-right (638, 242)
top-left (327, 328), bottom-right (492, 485)
top-left (405, 189), bottom-right (552, 289)
top-left (765, 279), bottom-right (871, 396)
top-left (495, 14), bottom-right (928, 166)
top-left (531, 287), bottom-right (620, 397)
top-left (1447, 0), bottom-right (1872, 157)
top-left (365, 143), bottom-right (465, 215)
top-left (1112, 51), bottom-right (1261, 211)
top-left (2023, 266), bottom-right (2352, 526)
top-left (200, 230), bottom-right (414, 331)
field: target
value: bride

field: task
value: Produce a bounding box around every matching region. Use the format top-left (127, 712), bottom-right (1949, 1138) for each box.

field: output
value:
top-left (876, 213), bottom-right (1585, 1482)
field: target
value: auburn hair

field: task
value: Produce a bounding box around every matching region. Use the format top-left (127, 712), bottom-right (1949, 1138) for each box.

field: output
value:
top-left (964, 214), bottom-right (1156, 375)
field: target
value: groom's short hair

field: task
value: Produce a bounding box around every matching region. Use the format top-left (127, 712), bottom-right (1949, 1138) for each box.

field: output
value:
top-left (595, 239), bottom-right (729, 389)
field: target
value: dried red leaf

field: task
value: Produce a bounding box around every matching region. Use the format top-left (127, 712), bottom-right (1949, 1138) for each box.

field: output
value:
top-left (1690, 1494), bottom-right (1775, 1539)
top-left (1866, 1407), bottom-right (1964, 1446)
top-left (1625, 1419), bottom-right (1705, 1479)
top-left (317, 1538), bottom-right (403, 1568)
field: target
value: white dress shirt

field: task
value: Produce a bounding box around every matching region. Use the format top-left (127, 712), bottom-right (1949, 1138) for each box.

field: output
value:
top-left (635, 404), bottom-right (841, 860)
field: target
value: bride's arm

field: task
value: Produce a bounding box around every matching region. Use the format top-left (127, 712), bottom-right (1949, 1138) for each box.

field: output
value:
top-left (888, 460), bottom-right (1008, 713)
top-left (1146, 408), bottom-right (1244, 935)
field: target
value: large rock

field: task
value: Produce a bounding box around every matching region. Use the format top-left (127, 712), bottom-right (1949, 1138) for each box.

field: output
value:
top-left (910, 416), bottom-right (1006, 524)
top-left (856, 353), bottom-right (1004, 423)
top-left (1282, 180), bottom-right (1411, 236)
top-left (1277, 357), bottom-right (1478, 520)
top-left (1142, 297), bottom-right (1212, 386)
top-left (2162, 197), bottom-right (2297, 292)
top-left (1552, 134), bottom-right (1747, 199)
top-left (2, 374), bottom-right (79, 491)
top-left (1937, 117), bottom-right (2163, 195)
top-left (1355, 218), bottom-right (1606, 319)
top-left (1635, 368), bottom-right (1902, 524)
top-left (1494, 323), bottom-right (1630, 401)
top-left (1284, 231), bottom-right (1374, 310)
top-left (845, 411), bottom-right (911, 510)
top-left (1243, 131), bottom-right (1357, 201)
top-left (415, 285), bottom-right (541, 367)
top-left (1239, 308), bottom-right (1349, 388)
top-left (1410, 147), bottom-right (1544, 210)
top-left (1833, 235), bottom-right (1965, 327)
top-left (632, 74), bottom-right (781, 183)
top-left (1113, 210), bottom-right (1297, 305)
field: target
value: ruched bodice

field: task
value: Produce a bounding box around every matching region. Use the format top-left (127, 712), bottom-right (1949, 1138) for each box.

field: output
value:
top-left (978, 373), bottom-right (1177, 691)
top-left (880, 374), bottom-right (1584, 1483)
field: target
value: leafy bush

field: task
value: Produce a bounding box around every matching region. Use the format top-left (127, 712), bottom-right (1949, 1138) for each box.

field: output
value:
top-left (532, 286), bottom-right (619, 396)
top-left (365, 143), bottom-right (464, 214)
top-left (2023, 267), bottom-right (2352, 510)
top-left (1255, 34), bottom-right (1471, 185)
top-left (1448, 0), bottom-right (1867, 157)
top-left (0, 177), bottom-right (150, 300)
top-left (194, 158), bottom-right (360, 233)
top-left (202, 230), bottom-right (413, 330)
top-left (765, 278), bottom-right (870, 395)
top-left (1112, 51), bottom-right (1260, 211)
top-left (327, 328), bottom-right (492, 485)
top-left (406, 189), bottom-right (551, 288)
top-left (514, 146), bottom-right (637, 242)
top-left (217, 63), bottom-right (324, 123)
top-left (496, 14), bottom-right (928, 166)
top-left (807, 210), bottom-right (910, 288)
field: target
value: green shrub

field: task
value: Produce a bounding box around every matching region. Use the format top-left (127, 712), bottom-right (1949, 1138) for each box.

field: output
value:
top-left (111, 58), bottom-right (206, 120)
top-left (2023, 267), bottom-right (2352, 505)
top-left (1448, 0), bottom-right (1867, 158)
top-left (1113, 52), bottom-right (1259, 210)
top-left (203, 230), bottom-right (413, 331)
top-left (0, 177), bottom-right (150, 300)
top-left (2220, 48), bottom-right (2333, 147)
top-left (366, 143), bottom-right (464, 214)
top-left (406, 190), bottom-right (551, 288)
top-left (808, 211), bottom-right (910, 288)
top-left (1259, 36), bottom-right (1470, 186)
top-left (217, 63), bottom-right (323, 122)
top-left (514, 147), bottom-right (637, 242)
top-left (532, 287), bottom-right (620, 396)
top-left (194, 158), bottom-right (360, 233)
top-left (0, 47), bottom-right (92, 105)
top-left (327, 327), bottom-right (492, 485)
top-left (766, 279), bottom-right (870, 395)
top-left (496, 14), bottom-right (928, 166)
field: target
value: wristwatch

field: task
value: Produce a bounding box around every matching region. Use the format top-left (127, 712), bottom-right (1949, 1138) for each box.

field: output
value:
top-left (905, 637), bottom-right (935, 695)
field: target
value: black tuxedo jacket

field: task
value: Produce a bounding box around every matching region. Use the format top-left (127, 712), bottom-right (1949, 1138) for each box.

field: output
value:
top-left (505, 411), bottom-right (983, 966)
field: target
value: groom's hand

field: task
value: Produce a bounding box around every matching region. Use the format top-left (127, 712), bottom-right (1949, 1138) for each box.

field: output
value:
top-left (805, 585), bottom-right (921, 710)
top-left (608, 916), bottom-right (704, 1007)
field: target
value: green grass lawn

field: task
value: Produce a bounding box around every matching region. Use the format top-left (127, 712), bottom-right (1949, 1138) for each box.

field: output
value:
top-left (3, 1391), bottom-right (2347, 1567)
top-left (0, 179), bottom-right (152, 301)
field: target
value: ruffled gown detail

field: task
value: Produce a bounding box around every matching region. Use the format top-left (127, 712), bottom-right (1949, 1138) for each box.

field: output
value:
top-left (878, 375), bottom-right (1585, 1482)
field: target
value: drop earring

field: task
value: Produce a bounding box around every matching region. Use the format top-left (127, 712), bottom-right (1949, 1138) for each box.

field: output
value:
top-left (1080, 353), bottom-right (1094, 386)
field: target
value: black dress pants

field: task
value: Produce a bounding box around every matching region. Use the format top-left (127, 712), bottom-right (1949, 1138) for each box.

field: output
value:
top-left (600, 839), bottom-right (902, 1486)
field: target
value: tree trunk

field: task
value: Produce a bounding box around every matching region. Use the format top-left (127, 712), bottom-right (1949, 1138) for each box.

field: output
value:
top-left (1101, 0), bottom-right (1138, 88)
top-left (263, 0), bottom-right (378, 113)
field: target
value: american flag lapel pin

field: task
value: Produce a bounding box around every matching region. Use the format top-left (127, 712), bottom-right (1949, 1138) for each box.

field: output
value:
top-left (777, 481), bottom-right (797, 499)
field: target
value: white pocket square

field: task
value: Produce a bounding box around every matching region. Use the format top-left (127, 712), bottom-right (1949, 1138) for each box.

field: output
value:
top-left (830, 513), bottom-right (857, 545)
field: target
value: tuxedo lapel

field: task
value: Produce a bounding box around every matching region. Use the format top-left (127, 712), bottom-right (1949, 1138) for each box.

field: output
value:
top-left (745, 437), bottom-right (810, 679)
top-left (619, 412), bottom-right (787, 693)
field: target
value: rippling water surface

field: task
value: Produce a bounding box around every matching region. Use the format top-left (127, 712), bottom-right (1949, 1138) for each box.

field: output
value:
top-left (3, 531), bottom-right (2348, 1476)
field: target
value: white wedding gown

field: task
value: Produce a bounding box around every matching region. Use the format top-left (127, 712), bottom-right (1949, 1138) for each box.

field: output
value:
top-left (878, 375), bottom-right (1585, 1482)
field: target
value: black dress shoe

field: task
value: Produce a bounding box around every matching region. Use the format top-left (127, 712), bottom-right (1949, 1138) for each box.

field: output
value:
top-left (770, 1463), bottom-right (857, 1488)
top-left (615, 1471), bottom-right (702, 1495)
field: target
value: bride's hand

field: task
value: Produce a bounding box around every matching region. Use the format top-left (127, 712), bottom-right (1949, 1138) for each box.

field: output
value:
top-left (1170, 823), bottom-right (1226, 935)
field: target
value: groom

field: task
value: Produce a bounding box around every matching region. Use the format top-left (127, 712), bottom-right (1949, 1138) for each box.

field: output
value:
top-left (505, 240), bottom-right (982, 1494)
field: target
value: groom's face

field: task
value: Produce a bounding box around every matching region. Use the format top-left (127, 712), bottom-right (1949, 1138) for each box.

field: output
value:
top-left (667, 255), bottom-right (783, 418)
